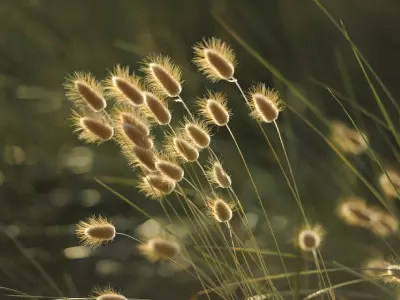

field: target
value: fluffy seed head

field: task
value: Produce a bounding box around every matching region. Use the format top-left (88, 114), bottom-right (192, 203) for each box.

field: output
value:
top-left (114, 105), bottom-right (151, 137)
top-left (193, 38), bottom-right (237, 82)
top-left (121, 123), bottom-right (153, 150)
top-left (138, 174), bottom-right (176, 200)
top-left (183, 119), bottom-right (211, 149)
top-left (379, 169), bottom-right (400, 199)
top-left (75, 216), bottom-right (116, 248)
top-left (142, 55), bottom-right (182, 97)
top-left (386, 264), bottom-right (400, 285)
top-left (143, 92), bottom-right (171, 125)
top-left (331, 121), bottom-right (368, 155)
top-left (172, 137), bottom-right (199, 162)
top-left (337, 197), bottom-right (373, 228)
top-left (206, 160), bottom-right (231, 189)
top-left (208, 197), bottom-right (233, 223)
top-left (198, 90), bottom-right (231, 126)
top-left (247, 83), bottom-right (284, 123)
top-left (363, 258), bottom-right (389, 277)
top-left (131, 146), bottom-right (157, 171)
top-left (298, 225), bottom-right (324, 252)
top-left (370, 211), bottom-right (398, 237)
top-left (155, 158), bottom-right (184, 182)
top-left (138, 237), bottom-right (180, 262)
top-left (64, 72), bottom-right (106, 112)
top-left (105, 65), bottom-right (144, 106)
top-left (71, 111), bottom-right (114, 144)
top-left (92, 287), bottom-right (127, 300)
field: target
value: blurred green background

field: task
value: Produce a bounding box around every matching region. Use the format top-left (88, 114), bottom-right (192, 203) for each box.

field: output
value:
top-left (1, 0), bottom-right (400, 299)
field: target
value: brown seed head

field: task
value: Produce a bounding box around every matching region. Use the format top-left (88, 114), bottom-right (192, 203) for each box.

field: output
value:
top-left (298, 225), bottom-right (324, 252)
top-left (386, 264), bottom-right (400, 285)
top-left (331, 121), bottom-right (368, 155)
top-left (184, 119), bottom-right (211, 149)
top-left (337, 197), bottom-right (374, 228)
top-left (172, 137), bottom-right (199, 162)
top-left (363, 258), bottom-right (389, 277)
top-left (143, 92), bottom-right (171, 125)
top-left (75, 216), bottom-right (115, 248)
top-left (93, 287), bottom-right (127, 300)
top-left (208, 198), bottom-right (233, 223)
top-left (138, 174), bottom-right (176, 200)
top-left (121, 123), bottom-right (153, 150)
top-left (247, 83), bottom-right (283, 123)
top-left (198, 90), bottom-right (231, 126)
top-left (370, 211), bottom-right (398, 237)
top-left (138, 237), bottom-right (180, 262)
top-left (155, 158), bottom-right (184, 182)
top-left (379, 169), bottom-right (400, 199)
top-left (71, 111), bottom-right (114, 144)
top-left (193, 38), bottom-right (236, 82)
top-left (207, 160), bottom-right (231, 189)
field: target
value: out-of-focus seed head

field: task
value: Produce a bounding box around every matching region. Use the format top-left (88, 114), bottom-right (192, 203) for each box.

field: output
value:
top-left (155, 155), bottom-right (184, 182)
top-left (193, 38), bottom-right (237, 82)
top-left (206, 159), bottom-right (231, 189)
top-left (138, 174), bottom-right (176, 200)
top-left (92, 287), bottom-right (127, 300)
top-left (198, 90), bottom-right (231, 126)
top-left (143, 92), bottom-right (171, 125)
top-left (379, 169), bottom-right (400, 199)
top-left (247, 83), bottom-right (284, 123)
top-left (183, 118), bottom-right (211, 149)
top-left (337, 197), bottom-right (374, 228)
top-left (138, 237), bottom-right (181, 262)
top-left (105, 65), bottom-right (144, 106)
top-left (207, 197), bottom-right (234, 223)
top-left (363, 258), bottom-right (390, 277)
top-left (71, 110), bottom-right (114, 144)
top-left (370, 211), bottom-right (399, 237)
top-left (331, 121), bottom-right (368, 155)
top-left (385, 264), bottom-right (400, 285)
top-left (64, 72), bottom-right (106, 112)
top-left (297, 225), bottom-right (325, 252)
top-left (142, 55), bottom-right (182, 98)
top-left (75, 216), bottom-right (116, 248)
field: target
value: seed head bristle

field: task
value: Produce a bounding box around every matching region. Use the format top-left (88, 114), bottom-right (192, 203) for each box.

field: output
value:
top-left (75, 216), bottom-right (116, 248)
top-left (142, 55), bottom-right (182, 97)
top-left (370, 211), bottom-right (398, 237)
top-left (105, 64), bottom-right (145, 106)
top-left (207, 197), bottom-right (234, 223)
top-left (337, 197), bottom-right (374, 228)
top-left (193, 37), bottom-right (237, 82)
top-left (165, 135), bottom-right (199, 162)
top-left (198, 90), bottom-right (231, 126)
top-left (206, 160), bottom-right (231, 189)
top-left (331, 121), bottom-right (368, 155)
top-left (138, 237), bottom-right (180, 262)
top-left (64, 72), bottom-right (106, 112)
top-left (378, 169), bottom-right (400, 199)
top-left (138, 174), bottom-right (176, 200)
top-left (155, 155), bottom-right (184, 182)
top-left (142, 92), bottom-right (172, 125)
top-left (247, 83), bottom-right (283, 123)
top-left (92, 287), bottom-right (127, 300)
top-left (183, 118), bottom-right (211, 149)
top-left (298, 225), bottom-right (324, 252)
top-left (71, 110), bottom-right (114, 144)
top-left (385, 264), bottom-right (400, 285)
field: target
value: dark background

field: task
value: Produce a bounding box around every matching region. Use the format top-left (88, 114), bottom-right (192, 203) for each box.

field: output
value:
top-left (1, 1), bottom-right (400, 299)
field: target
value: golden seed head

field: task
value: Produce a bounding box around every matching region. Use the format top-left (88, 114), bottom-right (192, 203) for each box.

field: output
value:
top-left (142, 55), bottom-right (182, 97)
top-left (155, 158), bottom-right (184, 182)
top-left (209, 161), bottom-right (231, 189)
top-left (337, 197), bottom-right (373, 228)
top-left (138, 174), bottom-right (176, 200)
top-left (138, 237), bottom-right (181, 262)
top-left (132, 146), bottom-right (158, 171)
top-left (370, 211), bottom-right (398, 237)
top-left (363, 258), bottom-right (389, 277)
top-left (105, 65), bottom-right (144, 106)
top-left (183, 119), bottom-right (211, 149)
top-left (75, 216), bottom-right (116, 248)
top-left (331, 121), bottom-right (368, 155)
top-left (379, 169), bottom-right (400, 199)
top-left (71, 111), bottom-right (114, 144)
top-left (114, 107), bottom-right (151, 137)
top-left (198, 90), bottom-right (231, 126)
top-left (93, 287), bottom-right (127, 300)
top-left (143, 92), bottom-right (172, 125)
top-left (386, 264), bottom-right (400, 285)
top-left (172, 137), bottom-right (199, 162)
top-left (64, 72), bottom-right (106, 112)
top-left (121, 123), bottom-right (154, 150)
top-left (247, 83), bottom-right (284, 123)
top-left (193, 37), bottom-right (236, 82)
top-left (298, 225), bottom-right (324, 252)
top-left (207, 197), bottom-right (233, 223)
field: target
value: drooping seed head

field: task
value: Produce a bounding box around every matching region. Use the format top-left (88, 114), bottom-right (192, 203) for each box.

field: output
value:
top-left (247, 83), bottom-right (284, 123)
top-left (379, 169), bottom-right (400, 199)
top-left (370, 211), bottom-right (398, 237)
top-left (193, 38), bottom-right (237, 82)
top-left (183, 118), bottom-right (211, 149)
top-left (71, 111), bottom-right (114, 144)
top-left (206, 160), bottom-right (232, 189)
top-left (143, 92), bottom-right (171, 125)
top-left (337, 197), bottom-right (374, 228)
top-left (138, 237), bottom-right (181, 262)
top-left (155, 157), bottom-right (184, 182)
top-left (198, 90), bottom-right (231, 126)
top-left (138, 174), bottom-right (176, 200)
top-left (64, 72), bottom-right (106, 112)
top-left (298, 225), bottom-right (324, 252)
top-left (105, 65), bottom-right (145, 106)
top-left (75, 216), bottom-right (116, 248)
top-left (207, 197), bottom-right (234, 223)
top-left (331, 121), bottom-right (368, 155)
top-left (92, 287), bottom-right (127, 300)
top-left (142, 55), bottom-right (182, 97)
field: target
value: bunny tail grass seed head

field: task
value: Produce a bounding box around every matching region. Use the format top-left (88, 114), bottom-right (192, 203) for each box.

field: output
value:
top-left (138, 237), bottom-right (180, 262)
top-left (206, 160), bottom-right (231, 189)
top-left (379, 169), bottom-right (400, 199)
top-left (142, 54), bottom-right (182, 97)
top-left (337, 196), bottom-right (374, 228)
top-left (71, 111), bottom-right (114, 144)
top-left (64, 72), bottom-right (106, 112)
top-left (76, 216), bottom-right (116, 248)
top-left (121, 122), bottom-right (154, 150)
top-left (112, 104), bottom-right (151, 137)
top-left (183, 118), bottom-right (211, 149)
top-left (298, 224), bottom-right (325, 252)
top-left (193, 37), bottom-right (237, 82)
top-left (331, 121), bottom-right (368, 155)
top-left (385, 264), bottom-right (400, 285)
top-left (370, 210), bottom-right (399, 237)
top-left (105, 64), bottom-right (145, 106)
top-left (120, 143), bottom-right (157, 172)
top-left (92, 287), bottom-right (127, 300)
top-left (166, 135), bottom-right (199, 162)
top-left (363, 258), bottom-right (390, 277)
top-left (198, 90), bottom-right (231, 126)
top-left (207, 197), bottom-right (234, 223)
top-left (248, 83), bottom-right (284, 123)
top-left (143, 92), bottom-right (171, 125)
top-left (155, 155), bottom-right (184, 182)
top-left (138, 174), bottom-right (176, 200)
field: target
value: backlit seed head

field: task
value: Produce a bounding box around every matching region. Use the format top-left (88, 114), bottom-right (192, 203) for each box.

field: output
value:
top-left (105, 64), bottom-right (144, 106)
top-left (379, 169), bottom-right (400, 199)
top-left (155, 157), bottom-right (184, 182)
top-left (112, 104), bottom-right (151, 137)
top-left (138, 237), bottom-right (181, 262)
top-left (120, 143), bottom-right (157, 172)
top-left (337, 197), bottom-right (374, 228)
top-left (206, 159), bottom-right (231, 189)
top-left (298, 225), bottom-right (325, 252)
top-left (143, 92), bottom-right (171, 125)
top-left (193, 37), bottom-right (237, 82)
top-left (75, 216), bottom-right (116, 248)
top-left (167, 136), bottom-right (199, 162)
top-left (198, 90), bottom-right (231, 126)
top-left (138, 174), bottom-right (176, 200)
top-left (183, 118), bottom-right (211, 149)
top-left (331, 121), bottom-right (368, 155)
top-left (363, 258), bottom-right (389, 277)
top-left (121, 123), bottom-right (154, 150)
top-left (247, 83), bottom-right (284, 123)
top-left (207, 197), bottom-right (234, 223)
top-left (370, 211), bottom-right (399, 237)
top-left (71, 110), bottom-right (114, 144)
top-left (385, 264), bottom-right (400, 285)
top-left (64, 72), bottom-right (106, 112)
top-left (142, 55), bottom-right (182, 97)
top-left (92, 287), bottom-right (127, 300)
